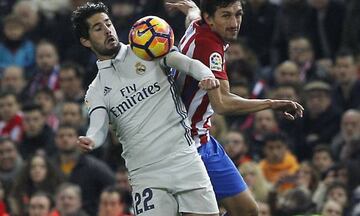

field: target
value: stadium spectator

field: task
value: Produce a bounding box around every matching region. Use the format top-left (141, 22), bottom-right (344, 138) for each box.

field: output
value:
top-left (0, 66), bottom-right (27, 101)
top-left (50, 182), bottom-right (89, 216)
top-left (98, 186), bottom-right (133, 216)
top-left (300, 81), bottom-right (341, 159)
top-left (58, 62), bottom-right (86, 104)
top-left (28, 192), bottom-right (54, 216)
top-left (9, 154), bottom-right (62, 216)
top-left (332, 50), bottom-right (360, 112)
top-left (26, 40), bottom-right (60, 96)
top-left (223, 130), bottom-right (251, 166)
top-left (239, 162), bottom-right (270, 202)
top-left (0, 138), bottom-right (23, 197)
top-left (248, 109), bottom-right (279, 160)
top-left (288, 36), bottom-right (330, 82)
top-left (324, 181), bottom-right (349, 213)
top-left (321, 199), bottom-right (343, 216)
top-left (331, 109), bottom-right (360, 161)
top-left (295, 161), bottom-right (320, 195)
top-left (341, 0), bottom-right (360, 56)
top-left (312, 145), bottom-right (335, 175)
top-left (34, 88), bottom-right (59, 131)
top-left (0, 14), bottom-right (35, 71)
top-left (259, 132), bottom-right (299, 191)
top-left (273, 60), bottom-right (301, 86)
top-left (19, 104), bottom-right (56, 159)
top-left (53, 124), bottom-right (115, 215)
top-left (59, 102), bottom-right (87, 135)
top-left (0, 91), bottom-right (23, 143)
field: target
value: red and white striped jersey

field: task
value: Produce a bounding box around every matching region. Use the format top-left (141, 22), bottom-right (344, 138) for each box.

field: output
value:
top-left (177, 20), bottom-right (228, 147)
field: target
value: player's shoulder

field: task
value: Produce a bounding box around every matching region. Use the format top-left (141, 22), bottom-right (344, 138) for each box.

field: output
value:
top-left (85, 73), bottom-right (102, 96)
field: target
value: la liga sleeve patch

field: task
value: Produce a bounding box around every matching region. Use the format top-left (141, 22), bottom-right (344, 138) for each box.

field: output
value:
top-left (209, 52), bottom-right (223, 72)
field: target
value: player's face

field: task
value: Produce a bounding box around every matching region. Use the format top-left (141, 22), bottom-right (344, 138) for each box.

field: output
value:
top-left (204, 2), bottom-right (243, 42)
top-left (81, 12), bottom-right (120, 60)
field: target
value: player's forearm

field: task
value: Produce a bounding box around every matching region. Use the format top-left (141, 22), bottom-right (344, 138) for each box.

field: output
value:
top-left (209, 89), bottom-right (272, 115)
top-left (165, 51), bottom-right (214, 81)
top-left (86, 109), bottom-right (109, 148)
top-left (226, 95), bottom-right (273, 114)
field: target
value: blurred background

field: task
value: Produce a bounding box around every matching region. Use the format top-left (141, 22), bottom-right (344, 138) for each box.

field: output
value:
top-left (0, 0), bottom-right (360, 216)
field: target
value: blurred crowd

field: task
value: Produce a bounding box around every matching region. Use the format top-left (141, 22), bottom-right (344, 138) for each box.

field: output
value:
top-left (0, 0), bottom-right (359, 216)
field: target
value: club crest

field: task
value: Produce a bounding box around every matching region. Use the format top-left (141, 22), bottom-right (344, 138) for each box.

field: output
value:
top-left (135, 62), bottom-right (146, 75)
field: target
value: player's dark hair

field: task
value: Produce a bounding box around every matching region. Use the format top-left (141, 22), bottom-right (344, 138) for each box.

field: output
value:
top-left (71, 2), bottom-right (109, 39)
top-left (200, 0), bottom-right (244, 17)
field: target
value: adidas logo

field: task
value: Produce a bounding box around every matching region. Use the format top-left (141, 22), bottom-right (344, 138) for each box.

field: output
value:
top-left (104, 86), bottom-right (112, 96)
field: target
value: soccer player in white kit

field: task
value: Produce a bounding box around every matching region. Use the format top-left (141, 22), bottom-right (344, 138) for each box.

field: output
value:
top-left (72, 2), bottom-right (219, 216)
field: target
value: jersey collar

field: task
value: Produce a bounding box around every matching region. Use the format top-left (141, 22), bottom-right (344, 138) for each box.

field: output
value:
top-left (96, 42), bottom-right (127, 70)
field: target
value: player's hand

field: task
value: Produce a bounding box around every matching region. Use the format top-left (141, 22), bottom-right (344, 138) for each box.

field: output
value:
top-left (165, 0), bottom-right (200, 16)
top-left (270, 99), bottom-right (304, 120)
top-left (77, 136), bottom-right (95, 153)
top-left (198, 76), bottom-right (220, 90)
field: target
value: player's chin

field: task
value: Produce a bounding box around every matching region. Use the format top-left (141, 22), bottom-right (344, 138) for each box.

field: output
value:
top-left (224, 34), bottom-right (238, 42)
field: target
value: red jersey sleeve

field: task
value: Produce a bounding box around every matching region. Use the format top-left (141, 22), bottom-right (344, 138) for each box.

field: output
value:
top-left (193, 37), bottom-right (228, 80)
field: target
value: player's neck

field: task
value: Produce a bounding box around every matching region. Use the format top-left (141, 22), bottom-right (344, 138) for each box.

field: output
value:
top-left (97, 46), bottom-right (121, 61)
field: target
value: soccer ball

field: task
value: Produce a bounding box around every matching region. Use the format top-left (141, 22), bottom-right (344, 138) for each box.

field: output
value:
top-left (129, 16), bottom-right (174, 61)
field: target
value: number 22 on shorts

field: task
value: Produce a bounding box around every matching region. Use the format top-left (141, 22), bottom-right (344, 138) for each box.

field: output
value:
top-left (134, 188), bottom-right (155, 214)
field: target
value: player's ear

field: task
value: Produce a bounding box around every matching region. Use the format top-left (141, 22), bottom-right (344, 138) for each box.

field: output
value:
top-left (203, 13), bottom-right (214, 27)
top-left (80, 37), bottom-right (91, 48)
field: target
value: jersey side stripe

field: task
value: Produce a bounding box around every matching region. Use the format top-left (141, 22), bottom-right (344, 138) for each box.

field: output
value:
top-left (191, 94), bottom-right (210, 135)
top-left (167, 75), bottom-right (193, 145)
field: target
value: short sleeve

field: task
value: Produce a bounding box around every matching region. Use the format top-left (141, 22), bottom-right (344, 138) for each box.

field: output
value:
top-left (84, 79), bottom-right (107, 116)
top-left (193, 38), bottom-right (228, 80)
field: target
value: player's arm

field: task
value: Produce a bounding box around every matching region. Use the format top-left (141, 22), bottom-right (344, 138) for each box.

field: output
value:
top-left (78, 108), bottom-right (109, 152)
top-left (165, 0), bottom-right (201, 28)
top-left (78, 82), bottom-right (109, 152)
top-left (162, 50), bottom-right (220, 90)
top-left (207, 80), bottom-right (304, 120)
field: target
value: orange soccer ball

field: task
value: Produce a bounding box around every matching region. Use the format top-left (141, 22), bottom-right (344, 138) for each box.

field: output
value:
top-left (129, 16), bottom-right (174, 61)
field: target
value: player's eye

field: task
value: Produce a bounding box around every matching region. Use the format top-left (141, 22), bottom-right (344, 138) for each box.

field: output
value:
top-left (236, 12), bottom-right (243, 18)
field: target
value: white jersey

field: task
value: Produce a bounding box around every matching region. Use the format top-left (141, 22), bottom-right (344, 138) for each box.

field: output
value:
top-left (85, 43), bottom-right (208, 171)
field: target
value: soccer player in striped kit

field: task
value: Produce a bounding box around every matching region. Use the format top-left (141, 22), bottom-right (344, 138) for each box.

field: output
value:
top-left (167, 0), bottom-right (304, 215)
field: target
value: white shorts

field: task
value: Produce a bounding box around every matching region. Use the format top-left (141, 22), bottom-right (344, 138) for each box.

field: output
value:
top-left (129, 146), bottom-right (219, 216)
